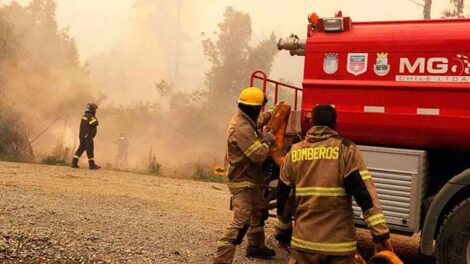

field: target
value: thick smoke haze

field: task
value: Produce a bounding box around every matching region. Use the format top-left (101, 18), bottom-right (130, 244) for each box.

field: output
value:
top-left (41, 0), bottom-right (455, 103)
top-left (1, 0), bottom-right (457, 175)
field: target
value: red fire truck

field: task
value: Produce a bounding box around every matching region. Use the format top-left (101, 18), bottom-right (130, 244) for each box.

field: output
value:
top-left (253, 12), bottom-right (470, 264)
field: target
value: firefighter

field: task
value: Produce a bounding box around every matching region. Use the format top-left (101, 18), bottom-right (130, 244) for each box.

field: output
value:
top-left (275, 105), bottom-right (393, 264)
top-left (214, 87), bottom-right (277, 264)
top-left (115, 133), bottom-right (130, 164)
top-left (71, 102), bottom-right (101, 170)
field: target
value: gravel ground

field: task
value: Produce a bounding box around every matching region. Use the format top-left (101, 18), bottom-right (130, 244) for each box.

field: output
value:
top-left (0, 162), bottom-right (434, 263)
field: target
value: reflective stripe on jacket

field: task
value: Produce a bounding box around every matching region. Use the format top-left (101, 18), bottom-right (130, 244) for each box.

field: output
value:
top-left (79, 111), bottom-right (99, 138)
top-left (280, 126), bottom-right (389, 256)
top-left (224, 110), bottom-right (271, 192)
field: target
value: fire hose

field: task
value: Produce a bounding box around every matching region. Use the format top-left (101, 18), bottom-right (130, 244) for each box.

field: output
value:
top-left (265, 102), bottom-right (291, 166)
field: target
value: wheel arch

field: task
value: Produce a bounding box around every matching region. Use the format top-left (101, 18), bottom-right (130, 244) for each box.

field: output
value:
top-left (420, 168), bottom-right (470, 255)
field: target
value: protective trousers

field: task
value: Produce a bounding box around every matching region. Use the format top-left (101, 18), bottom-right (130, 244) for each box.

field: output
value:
top-left (72, 137), bottom-right (95, 165)
top-left (288, 249), bottom-right (355, 264)
top-left (214, 187), bottom-right (267, 264)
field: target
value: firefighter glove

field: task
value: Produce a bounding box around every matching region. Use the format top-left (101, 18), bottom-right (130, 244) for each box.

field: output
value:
top-left (262, 132), bottom-right (276, 145)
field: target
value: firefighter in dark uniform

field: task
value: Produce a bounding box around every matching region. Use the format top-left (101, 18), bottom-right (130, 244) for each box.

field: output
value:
top-left (71, 103), bottom-right (101, 170)
top-left (275, 105), bottom-right (393, 264)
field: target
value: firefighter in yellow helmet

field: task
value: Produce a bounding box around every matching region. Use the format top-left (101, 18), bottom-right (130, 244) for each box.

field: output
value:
top-left (214, 87), bottom-right (276, 263)
top-left (275, 105), bottom-right (393, 264)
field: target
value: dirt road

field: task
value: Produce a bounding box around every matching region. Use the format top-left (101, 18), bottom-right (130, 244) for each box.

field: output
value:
top-left (0, 162), bottom-right (434, 263)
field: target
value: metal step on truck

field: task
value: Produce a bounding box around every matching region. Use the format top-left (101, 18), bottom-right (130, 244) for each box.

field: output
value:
top-left (252, 11), bottom-right (470, 264)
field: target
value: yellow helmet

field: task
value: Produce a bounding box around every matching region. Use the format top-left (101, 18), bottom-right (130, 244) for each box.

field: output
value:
top-left (238, 87), bottom-right (266, 106)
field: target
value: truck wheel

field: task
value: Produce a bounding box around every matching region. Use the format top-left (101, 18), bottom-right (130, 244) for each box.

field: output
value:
top-left (436, 198), bottom-right (470, 264)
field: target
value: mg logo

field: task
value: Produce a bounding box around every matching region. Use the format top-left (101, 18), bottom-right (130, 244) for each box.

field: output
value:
top-left (399, 57), bottom-right (448, 74)
top-left (396, 55), bottom-right (470, 82)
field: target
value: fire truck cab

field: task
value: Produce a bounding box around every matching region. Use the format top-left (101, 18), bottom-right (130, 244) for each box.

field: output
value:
top-left (258, 12), bottom-right (470, 264)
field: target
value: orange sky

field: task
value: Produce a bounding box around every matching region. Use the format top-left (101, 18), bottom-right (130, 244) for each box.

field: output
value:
top-left (2, 0), bottom-right (457, 100)
top-left (5, 0), bottom-right (452, 58)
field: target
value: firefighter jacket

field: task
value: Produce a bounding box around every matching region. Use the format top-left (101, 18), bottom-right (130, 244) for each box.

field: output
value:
top-left (79, 111), bottom-right (99, 139)
top-left (278, 126), bottom-right (390, 256)
top-left (224, 109), bottom-right (272, 192)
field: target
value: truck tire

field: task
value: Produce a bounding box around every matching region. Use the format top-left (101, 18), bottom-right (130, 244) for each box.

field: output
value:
top-left (436, 198), bottom-right (470, 264)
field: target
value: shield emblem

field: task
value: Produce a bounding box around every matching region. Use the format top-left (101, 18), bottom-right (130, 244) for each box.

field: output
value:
top-left (374, 52), bottom-right (390, 76)
top-left (347, 53), bottom-right (368, 76)
top-left (323, 53), bottom-right (338, 74)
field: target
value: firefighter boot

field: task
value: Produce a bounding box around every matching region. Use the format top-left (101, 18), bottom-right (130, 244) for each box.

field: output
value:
top-left (71, 156), bottom-right (80, 168)
top-left (88, 159), bottom-right (101, 170)
top-left (246, 246), bottom-right (276, 259)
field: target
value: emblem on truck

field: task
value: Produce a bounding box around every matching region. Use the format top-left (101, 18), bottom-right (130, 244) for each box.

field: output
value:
top-left (347, 53), bottom-right (368, 76)
top-left (396, 54), bottom-right (470, 82)
top-left (374, 52), bottom-right (390, 76)
top-left (323, 53), bottom-right (339, 74)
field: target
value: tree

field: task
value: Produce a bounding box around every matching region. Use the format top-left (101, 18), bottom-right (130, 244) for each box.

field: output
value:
top-left (442, 0), bottom-right (466, 18)
top-left (0, 10), bottom-right (32, 161)
top-left (29, 0), bottom-right (58, 34)
top-left (0, 0), bottom-right (93, 160)
top-left (202, 7), bottom-right (278, 114)
top-left (409, 0), bottom-right (433, 19)
top-left (130, 0), bottom-right (187, 84)
top-left (423, 0), bottom-right (433, 19)
top-left (0, 15), bottom-right (17, 65)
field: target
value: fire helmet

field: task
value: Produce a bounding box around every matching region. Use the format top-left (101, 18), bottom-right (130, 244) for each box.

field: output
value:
top-left (87, 102), bottom-right (99, 112)
top-left (238, 87), bottom-right (267, 106)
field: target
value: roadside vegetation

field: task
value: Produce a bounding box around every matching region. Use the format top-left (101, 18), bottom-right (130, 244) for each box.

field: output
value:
top-left (0, 2), bottom-right (275, 184)
top-left (191, 162), bottom-right (223, 183)
top-left (3, 0), bottom-right (467, 183)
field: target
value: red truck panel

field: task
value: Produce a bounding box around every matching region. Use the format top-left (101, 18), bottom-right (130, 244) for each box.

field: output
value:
top-left (302, 18), bottom-right (470, 149)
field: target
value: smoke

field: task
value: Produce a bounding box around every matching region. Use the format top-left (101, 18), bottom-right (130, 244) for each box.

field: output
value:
top-left (0, 1), bottom-right (95, 161)
top-left (79, 0), bottom-right (443, 173)
top-left (87, 2), bottom-right (280, 172)
top-left (0, 0), bottom-right (436, 175)
top-left (85, 0), bottom-right (215, 170)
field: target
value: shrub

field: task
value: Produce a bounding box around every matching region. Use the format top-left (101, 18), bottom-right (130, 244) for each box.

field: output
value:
top-left (191, 162), bottom-right (223, 183)
top-left (147, 148), bottom-right (162, 176)
top-left (0, 109), bottom-right (34, 162)
top-left (40, 153), bottom-right (68, 166)
top-left (148, 158), bottom-right (162, 176)
top-left (0, 154), bottom-right (14, 162)
top-left (40, 133), bottom-right (70, 166)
